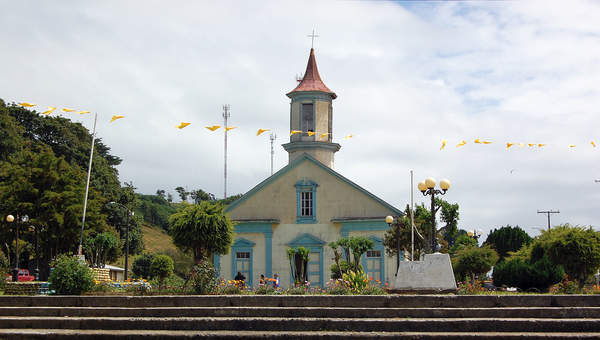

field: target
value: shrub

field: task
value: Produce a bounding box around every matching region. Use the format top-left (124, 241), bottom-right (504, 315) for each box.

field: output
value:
top-left (342, 269), bottom-right (369, 294)
top-left (286, 286), bottom-right (307, 295)
top-left (254, 285), bottom-right (276, 295)
top-left (49, 254), bottom-right (95, 295)
top-left (217, 281), bottom-right (243, 294)
top-left (330, 261), bottom-right (350, 280)
top-left (452, 245), bottom-right (498, 283)
top-left (187, 260), bottom-right (218, 294)
top-left (149, 274), bottom-right (184, 294)
top-left (493, 256), bottom-right (563, 292)
top-left (360, 284), bottom-right (387, 295)
top-left (0, 252), bottom-right (9, 291)
top-left (132, 253), bottom-right (155, 279)
top-left (150, 254), bottom-right (174, 291)
top-left (550, 275), bottom-right (580, 294)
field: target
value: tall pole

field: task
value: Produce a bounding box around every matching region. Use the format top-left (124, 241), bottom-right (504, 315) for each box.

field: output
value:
top-left (270, 133), bottom-right (277, 176)
top-left (430, 191), bottom-right (436, 253)
top-left (79, 113), bottom-right (97, 255)
top-left (124, 209), bottom-right (130, 281)
top-left (34, 226), bottom-right (39, 281)
top-left (223, 105), bottom-right (230, 199)
top-left (410, 170), bottom-right (414, 261)
top-left (13, 217), bottom-right (19, 282)
top-left (537, 210), bottom-right (560, 231)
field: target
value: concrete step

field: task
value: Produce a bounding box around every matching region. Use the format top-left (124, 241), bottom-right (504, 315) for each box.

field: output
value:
top-left (1, 295), bottom-right (599, 308)
top-left (1, 306), bottom-right (600, 319)
top-left (0, 317), bottom-right (599, 333)
top-left (1, 329), bottom-right (600, 340)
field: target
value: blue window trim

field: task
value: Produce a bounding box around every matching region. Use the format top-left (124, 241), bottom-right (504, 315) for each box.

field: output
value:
top-left (361, 236), bottom-right (385, 283)
top-left (295, 179), bottom-right (318, 224)
top-left (287, 233), bottom-right (325, 288)
top-left (233, 223), bottom-right (274, 278)
top-left (231, 238), bottom-right (255, 287)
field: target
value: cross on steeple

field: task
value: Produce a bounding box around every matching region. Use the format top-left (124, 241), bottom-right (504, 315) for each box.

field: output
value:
top-left (307, 29), bottom-right (319, 49)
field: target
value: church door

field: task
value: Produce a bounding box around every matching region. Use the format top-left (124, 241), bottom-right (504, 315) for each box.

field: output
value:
top-left (307, 249), bottom-right (322, 288)
top-left (234, 251), bottom-right (252, 286)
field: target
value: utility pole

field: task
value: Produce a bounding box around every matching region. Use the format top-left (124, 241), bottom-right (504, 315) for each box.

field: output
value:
top-left (269, 133), bottom-right (277, 175)
top-left (537, 210), bottom-right (560, 231)
top-left (223, 104), bottom-right (230, 199)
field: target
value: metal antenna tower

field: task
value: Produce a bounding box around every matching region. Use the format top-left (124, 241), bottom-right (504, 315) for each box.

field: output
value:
top-left (269, 133), bottom-right (277, 175)
top-left (223, 104), bottom-right (230, 199)
top-left (537, 210), bottom-right (560, 231)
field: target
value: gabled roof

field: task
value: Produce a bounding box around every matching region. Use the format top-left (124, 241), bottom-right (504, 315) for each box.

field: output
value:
top-left (225, 153), bottom-right (403, 216)
top-left (287, 233), bottom-right (326, 247)
top-left (287, 48), bottom-right (336, 99)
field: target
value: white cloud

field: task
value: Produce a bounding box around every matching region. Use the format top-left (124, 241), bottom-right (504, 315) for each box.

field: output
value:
top-left (1, 0), bottom-right (599, 238)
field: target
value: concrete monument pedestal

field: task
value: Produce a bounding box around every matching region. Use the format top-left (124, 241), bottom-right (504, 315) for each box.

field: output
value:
top-left (391, 253), bottom-right (457, 293)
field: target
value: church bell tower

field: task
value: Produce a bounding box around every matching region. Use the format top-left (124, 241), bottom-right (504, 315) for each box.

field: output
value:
top-left (283, 48), bottom-right (341, 169)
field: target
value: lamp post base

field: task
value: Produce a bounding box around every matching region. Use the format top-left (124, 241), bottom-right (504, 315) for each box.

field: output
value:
top-left (391, 253), bottom-right (457, 293)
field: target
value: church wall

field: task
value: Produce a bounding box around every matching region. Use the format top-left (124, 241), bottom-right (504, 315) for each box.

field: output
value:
top-left (346, 230), bottom-right (398, 286)
top-left (228, 160), bottom-right (395, 223)
top-left (315, 100), bottom-right (329, 136)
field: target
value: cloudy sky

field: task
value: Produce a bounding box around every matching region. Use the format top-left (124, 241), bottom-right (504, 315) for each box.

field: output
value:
top-left (2, 1), bottom-right (600, 238)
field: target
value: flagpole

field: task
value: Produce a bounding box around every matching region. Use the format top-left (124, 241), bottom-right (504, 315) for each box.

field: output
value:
top-left (78, 112), bottom-right (97, 256)
top-left (410, 169), bottom-right (414, 261)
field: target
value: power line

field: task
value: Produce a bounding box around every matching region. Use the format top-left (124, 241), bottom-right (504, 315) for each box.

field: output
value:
top-left (223, 104), bottom-right (230, 199)
top-left (269, 133), bottom-right (277, 176)
top-left (537, 210), bottom-right (560, 231)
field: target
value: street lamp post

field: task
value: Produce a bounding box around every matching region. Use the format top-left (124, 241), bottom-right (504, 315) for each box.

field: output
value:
top-left (418, 178), bottom-right (450, 254)
top-left (108, 202), bottom-right (133, 281)
top-left (467, 229), bottom-right (484, 242)
top-left (6, 214), bottom-right (29, 282)
top-left (29, 225), bottom-right (40, 281)
top-left (385, 216), bottom-right (402, 270)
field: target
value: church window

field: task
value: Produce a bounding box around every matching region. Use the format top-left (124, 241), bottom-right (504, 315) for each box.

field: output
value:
top-left (301, 191), bottom-right (313, 217)
top-left (295, 179), bottom-right (318, 223)
top-left (301, 103), bottom-right (314, 133)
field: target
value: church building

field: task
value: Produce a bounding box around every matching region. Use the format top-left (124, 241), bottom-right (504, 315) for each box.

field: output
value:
top-left (217, 48), bottom-right (403, 288)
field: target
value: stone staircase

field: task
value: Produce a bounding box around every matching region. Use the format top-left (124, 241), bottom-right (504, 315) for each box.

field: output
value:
top-left (0, 295), bottom-right (599, 339)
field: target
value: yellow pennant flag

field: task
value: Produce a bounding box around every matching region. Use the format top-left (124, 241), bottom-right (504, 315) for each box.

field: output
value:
top-left (19, 102), bottom-right (36, 107)
top-left (62, 108), bottom-right (75, 112)
top-left (42, 107), bottom-right (56, 115)
top-left (256, 129), bottom-right (270, 136)
top-left (519, 143), bottom-right (524, 148)
top-left (307, 131), bottom-right (315, 136)
top-left (591, 141), bottom-right (596, 148)
top-left (176, 122), bottom-right (191, 129)
top-left (538, 144), bottom-right (546, 148)
top-left (320, 132), bottom-right (330, 139)
top-left (77, 110), bottom-right (91, 114)
top-left (506, 142), bottom-right (514, 149)
top-left (440, 140), bottom-right (447, 150)
top-left (344, 134), bottom-right (353, 140)
top-left (569, 144), bottom-right (576, 148)
top-left (205, 125), bottom-right (220, 131)
top-left (456, 140), bottom-right (467, 147)
top-left (110, 115), bottom-right (125, 123)
top-left (482, 141), bottom-right (493, 144)
top-left (290, 130), bottom-right (302, 136)
top-left (474, 139), bottom-right (481, 144)
top-left (528, 143), bottom-right (535, 147)
top-left (225, 126), bottom-right (237, 131)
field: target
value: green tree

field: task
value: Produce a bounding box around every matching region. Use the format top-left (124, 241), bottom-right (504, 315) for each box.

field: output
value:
top-left (452, 245), bottom-right (498, 283)
top-left (190, 189), bottom-right (215, 203)
top-left (0, 99), bottom-right (24, 160)
top-left (83, 231), bottom-right (121, 268)
top-left (493, 256), bottom-right (563, 292)
top-left (383, 213), bottom-right (426, 261)
top-left (287, 246), bottom-right (310, 285)
top-left (150, 254), bottom-right (174, 291)
top-left (329, 236), bottom-right (374, 278)
top-left (175, 186), bottom-right (189, 202)
top-left (436, 198), bottom-right (460, 247)
top-left (49, 254), bottom-right (95, 295)
top-left (484, 225), bottom-right (532, 262)
top-left (530, 224), bottom-right (600, 288)
top-left (132, 253), bottom-right (155, 279)
top-left (169, 202), bottom-right (234, 263)
top-left (449, 233), bottom-right (478, 255)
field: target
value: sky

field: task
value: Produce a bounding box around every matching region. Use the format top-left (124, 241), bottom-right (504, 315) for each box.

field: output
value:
top-left (1, 0), bottom-right (600, 239)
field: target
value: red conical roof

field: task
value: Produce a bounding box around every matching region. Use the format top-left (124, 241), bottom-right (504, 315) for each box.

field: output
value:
top-left (287, 48), bottom-right (336, 99)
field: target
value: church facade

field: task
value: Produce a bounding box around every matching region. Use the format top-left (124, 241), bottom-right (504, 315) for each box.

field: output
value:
top-left (217, 48), bottom-right (403, 288)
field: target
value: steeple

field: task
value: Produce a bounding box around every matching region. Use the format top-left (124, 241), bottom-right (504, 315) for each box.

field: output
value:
top-left (287, 48), bottom-right (337, 99)
top-left (283, 48), bottom-right (340, 169)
